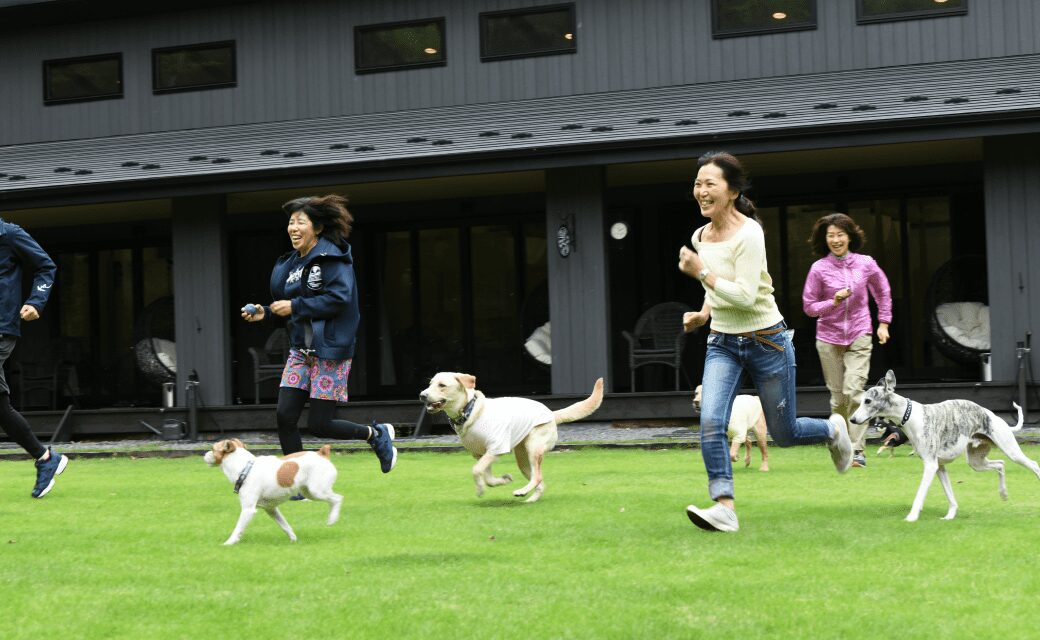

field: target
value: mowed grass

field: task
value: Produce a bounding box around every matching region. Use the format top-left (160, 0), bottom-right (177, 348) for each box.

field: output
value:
top-left (2, 445), bottom-right (1040, 639)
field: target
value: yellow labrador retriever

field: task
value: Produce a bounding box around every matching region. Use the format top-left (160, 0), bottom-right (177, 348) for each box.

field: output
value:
top-left (420, 373), bottom-right (603, 502)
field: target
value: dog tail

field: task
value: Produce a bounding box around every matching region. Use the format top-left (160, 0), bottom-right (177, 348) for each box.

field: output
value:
top-left (1009, 402), bottom-right (1024, 432)
top-left (318, 444), bottom-right (332, 458)
top-left (553, 377), bottom-right (604, 424)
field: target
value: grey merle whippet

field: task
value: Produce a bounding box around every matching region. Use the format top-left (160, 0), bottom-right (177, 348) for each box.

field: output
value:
top-left (850, 370), bottom-right (1040, 522)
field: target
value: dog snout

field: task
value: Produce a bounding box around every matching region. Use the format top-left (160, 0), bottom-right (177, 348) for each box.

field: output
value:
top-left (419, 390), bottom-right (429, 402)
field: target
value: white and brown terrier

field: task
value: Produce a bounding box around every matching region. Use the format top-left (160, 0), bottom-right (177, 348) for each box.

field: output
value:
top-left (204, 438), bottom-right (343, 545)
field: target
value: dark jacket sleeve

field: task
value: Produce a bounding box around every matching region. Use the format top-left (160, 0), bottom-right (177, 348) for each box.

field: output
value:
top-left (292, 258), bottom-right (354, 320)
top-left (11, 226), bottom-right (56, 312)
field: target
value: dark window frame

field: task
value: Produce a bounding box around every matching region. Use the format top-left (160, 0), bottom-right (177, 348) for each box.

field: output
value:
top-left (151, 40), bottom-right (237, 94)
top-left (856, 0), bottom-right (967, 25)
top-left (353, 17), bottom-right (447, 74)
top-left (43, 52), bottom-right (123, 105)
top-left (710, 0), bottom-right (817, 39)
top-left (479, 3), bottom-right (577, 62)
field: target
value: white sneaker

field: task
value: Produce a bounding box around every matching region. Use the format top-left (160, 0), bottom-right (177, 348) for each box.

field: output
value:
top-left (827, 414), bottom-right (853, 473)
top-left (686, 503), bottom-right (739, 532)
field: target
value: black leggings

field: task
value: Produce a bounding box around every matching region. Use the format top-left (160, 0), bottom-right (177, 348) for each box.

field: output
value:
top-left (0, 393), bottom-right (46, 459)
top-left (275, 386), bottom-right (370, 455)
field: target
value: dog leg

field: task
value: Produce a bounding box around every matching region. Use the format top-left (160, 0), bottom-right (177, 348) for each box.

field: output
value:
top-left (483, 468), bottom-right (514, 487)
top-left (729, 438), bottom-right (740, 463)
top-left (264, 506), bottom-right (297, 542)
top-left (967, 442), bottom-right (1008, 500)
top-left (514, 428), bottom-right (552, 502)
top-left (906, 462), bottom-right (939, 522)
top-left (471, 453), bottom-right (498, 498)
top-left (935, 466), bottom-right (958, 520)
top-left (225, 504), bottom-right (259, 545)
top-left (986, 424), bottom-right (1040, 486)
top-left (307, 485), bottom-right (344, 525)
top-left (743, 440), bottom-right (752, 468)
top-left (754, 416), bottom-right (769, 471)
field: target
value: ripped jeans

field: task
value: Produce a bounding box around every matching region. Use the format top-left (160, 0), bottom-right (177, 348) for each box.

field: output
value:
top-left (698, 321), bottom-right (833, 501)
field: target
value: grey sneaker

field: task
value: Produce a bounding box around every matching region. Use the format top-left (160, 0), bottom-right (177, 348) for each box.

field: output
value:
top-left (686, 503), bottom-right (739, 532)
top-left (827, 414), bottom-right (853, 473)
top-left (852, 451), bottom-right (867, 468)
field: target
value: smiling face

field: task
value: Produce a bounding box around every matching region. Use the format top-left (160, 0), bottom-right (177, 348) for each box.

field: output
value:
top-left (826, 224), bottom-right (850, 257)
top-left (287, 211), bottom-right (321, 255)
top-left (692, 163), bottom-right (738, 219)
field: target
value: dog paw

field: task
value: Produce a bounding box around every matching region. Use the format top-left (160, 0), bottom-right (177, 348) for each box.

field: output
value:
top-left (475, 486), bottom-right (485, 498)
top-left (904, 514), bottom-right (919, 523)
top-left (223, 539), bottom-right (239, 546)
top-left (503, 474), bottom-right (513, 483)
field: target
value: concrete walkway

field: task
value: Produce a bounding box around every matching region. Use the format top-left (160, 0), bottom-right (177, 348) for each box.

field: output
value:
top-left (3, 418), bottom-right (1039, 460)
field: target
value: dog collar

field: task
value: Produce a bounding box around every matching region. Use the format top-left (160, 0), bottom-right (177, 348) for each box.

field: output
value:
top-left (448, 396), bottom-right (477, 430)
top-left (234, 459), bottom-right (254, 494)
top-left (900, 399), bottom-right (913, 426)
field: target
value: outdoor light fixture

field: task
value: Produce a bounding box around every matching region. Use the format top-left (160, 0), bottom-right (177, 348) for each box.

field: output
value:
top-left (610, 222), bottom-right (629, 240)
top-left (424, 47), bottom-right (438, 54)
top-left (557, 214), bottom-right (575, 258)
top-left (564, 33), bottom-right (574, 40)
top-left (772, 12), bottom-right (787, 20)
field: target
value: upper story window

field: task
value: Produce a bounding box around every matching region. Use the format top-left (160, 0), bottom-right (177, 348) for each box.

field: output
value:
top-left (711, 0), bottom-right (817, 39)
top-left (153, 41), bottom-right (236, 93)
top-left (354, 18), bottom-right (446, 74)
top-left (43, 53), bottom-right (122, 105)
top-left (480, 4), bottom-right (577, 61)
top-left (857, 0), bottom-right (967, 24)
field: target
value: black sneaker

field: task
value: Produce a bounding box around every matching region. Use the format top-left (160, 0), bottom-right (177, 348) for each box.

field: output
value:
top-left (370, 422), bottom-right (398, 473)
top-left (32, 448), bottom-right (69, 498)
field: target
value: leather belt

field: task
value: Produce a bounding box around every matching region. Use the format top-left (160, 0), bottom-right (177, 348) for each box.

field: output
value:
top-left (710, 326), bottom-right (786, 352)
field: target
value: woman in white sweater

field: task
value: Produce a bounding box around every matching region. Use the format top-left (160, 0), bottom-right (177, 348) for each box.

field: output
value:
top-left (678, 151), bottom-right (853, 533)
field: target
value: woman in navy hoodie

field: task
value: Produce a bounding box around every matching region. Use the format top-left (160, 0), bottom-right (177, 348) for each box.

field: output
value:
top-left (0, 218), bottom-right (69, 497)
top-left (242, 195), bottom-right (397, 473)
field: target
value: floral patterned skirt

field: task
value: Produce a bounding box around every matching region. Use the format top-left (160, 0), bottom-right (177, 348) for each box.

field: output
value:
top-left (280, 349), bottom-right (352, 402)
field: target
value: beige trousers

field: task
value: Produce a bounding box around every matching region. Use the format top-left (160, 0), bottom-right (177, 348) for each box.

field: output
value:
top-left (816, 334), bottom-right (873, 451)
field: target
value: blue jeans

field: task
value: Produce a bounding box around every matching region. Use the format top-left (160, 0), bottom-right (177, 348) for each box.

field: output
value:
top-left (699, 321), bottom-right (833, 501)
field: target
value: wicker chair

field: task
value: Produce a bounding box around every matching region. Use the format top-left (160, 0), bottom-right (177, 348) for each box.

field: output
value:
top-left (247, 328), bottom-right (289, 404)
top-left (622, 301), bottom-right (693, 391)
top-left (925, 255), bottom-right (989, 365)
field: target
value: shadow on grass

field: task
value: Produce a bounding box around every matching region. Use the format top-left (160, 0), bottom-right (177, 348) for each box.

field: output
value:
top-left (352, 552), bottom-right (494, 566)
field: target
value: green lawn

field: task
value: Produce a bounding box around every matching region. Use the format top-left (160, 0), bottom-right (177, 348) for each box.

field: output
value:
top-left (2, 445), bottom-right (1039, 639)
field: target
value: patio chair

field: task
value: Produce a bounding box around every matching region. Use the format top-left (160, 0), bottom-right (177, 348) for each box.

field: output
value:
top-left (622, 301), bottom-right (693, 391)
top-left (248, 328), bottom-right (289, 403)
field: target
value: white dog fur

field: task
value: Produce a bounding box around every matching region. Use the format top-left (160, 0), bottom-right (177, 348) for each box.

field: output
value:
top-left (693, 384), bottom-right (769, 471)
top-left (850, 370), bottom-right (1040, 522)
top-left (420, 373), bottom-right (603, 502)
top-left (204, 438), bottom-right (343, 545)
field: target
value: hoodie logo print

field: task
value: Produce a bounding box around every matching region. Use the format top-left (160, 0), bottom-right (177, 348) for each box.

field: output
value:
top-left (307, 265), bottom-right (323, 291)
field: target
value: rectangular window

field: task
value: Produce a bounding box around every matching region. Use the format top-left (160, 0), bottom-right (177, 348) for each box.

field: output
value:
top-left (480, 4), bottom-right (576, 61)
top-left (711, 0), bottom-right (816, 38)
top-left (354, 18), bottom-right (446, 73)
top-left (43, 53), bottom-right (122, 104)
top-left (152, 41), bottom-right (236, 93)
top-left (858, 0), bottom-right (967, 24)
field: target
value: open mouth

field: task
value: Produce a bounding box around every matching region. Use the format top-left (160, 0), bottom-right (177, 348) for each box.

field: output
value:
top-left (425, 399), bottom-right (446, 412)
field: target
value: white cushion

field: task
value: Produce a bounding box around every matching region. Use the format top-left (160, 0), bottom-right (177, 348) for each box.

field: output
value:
top-left (935, 302), bottom-right (990, 351)
top-left (152, 338), bottom-right (178, 372)
top-left (524, 322), bottom-right (552, 365)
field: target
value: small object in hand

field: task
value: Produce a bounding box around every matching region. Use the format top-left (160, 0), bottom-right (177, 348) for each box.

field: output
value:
top-left (242, 304), bottom-right (259, 315)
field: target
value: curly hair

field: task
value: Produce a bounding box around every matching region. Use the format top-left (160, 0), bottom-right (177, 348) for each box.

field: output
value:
top-left (282, 194), bottom-right (354, 246)
top-left (808, 213), bottom-right (865, 256)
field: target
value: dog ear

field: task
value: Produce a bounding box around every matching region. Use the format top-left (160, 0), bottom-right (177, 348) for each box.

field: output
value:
top-left (884, 369), bottom-right (897, 391)
top-left (456, 373), bottom-right (477, 389)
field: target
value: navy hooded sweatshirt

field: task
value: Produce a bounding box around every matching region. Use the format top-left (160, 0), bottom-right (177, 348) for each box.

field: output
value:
top-left (0, 220), bottom-right (56, 338)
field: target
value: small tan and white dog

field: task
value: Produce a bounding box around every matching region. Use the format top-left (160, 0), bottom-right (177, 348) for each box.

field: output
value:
top-left (204, 438), bottom-right (343, 545)
top-left (419, 373), bottom-right (604, 502)
top-left (693, 384), bottom-right (769, 471)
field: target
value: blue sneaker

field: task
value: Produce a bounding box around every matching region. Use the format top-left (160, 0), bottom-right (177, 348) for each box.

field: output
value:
top-left (32, 448), bottom-right (69, 498)
top-left (370, 422), bottom-right (398, 473)
top-left (290, 493), bottom-right (309, 501)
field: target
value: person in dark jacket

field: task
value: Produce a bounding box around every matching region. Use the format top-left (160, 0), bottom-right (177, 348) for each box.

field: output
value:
top-left (0, 218), bottom-right (69, 498)
top-left (242, 195), bottom-right (397, 473)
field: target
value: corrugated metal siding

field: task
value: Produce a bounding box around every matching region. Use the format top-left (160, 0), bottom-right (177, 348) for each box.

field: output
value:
top-left (1, 0), bottom-right (1039, 146)
top-left (983, 135), bottom-right (1040, 383)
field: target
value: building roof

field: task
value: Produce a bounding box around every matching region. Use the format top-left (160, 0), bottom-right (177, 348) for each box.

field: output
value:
top-left (3, 53), bottom-right (1040, 200)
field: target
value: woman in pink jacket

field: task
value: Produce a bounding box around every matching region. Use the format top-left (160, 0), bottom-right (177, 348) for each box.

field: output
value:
top-left (803, 213), bottom-right (892, 469)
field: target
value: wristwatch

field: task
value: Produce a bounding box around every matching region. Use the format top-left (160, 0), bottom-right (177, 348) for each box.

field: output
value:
top-left (697, 268), bottom-right (710, 281)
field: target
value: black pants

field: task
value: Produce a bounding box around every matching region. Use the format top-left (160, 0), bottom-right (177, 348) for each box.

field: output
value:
top-left (0, 393), bottom-right (46, 459)
top-left (275, 386), bottom-right (370, 455)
